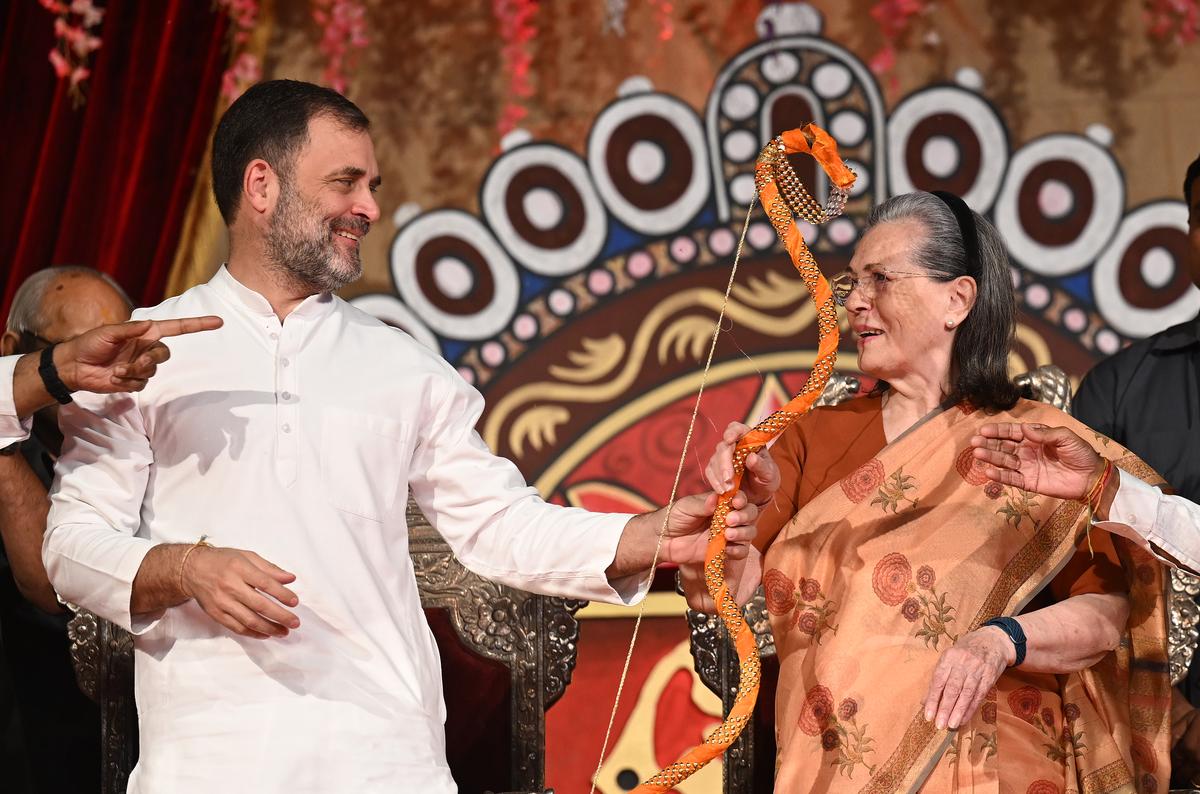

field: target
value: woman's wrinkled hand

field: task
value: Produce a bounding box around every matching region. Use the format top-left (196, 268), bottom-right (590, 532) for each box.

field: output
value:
top-left (923, 626), bottom-right (1015, 730)
top-left (703, 421), bottom-right (781, 507)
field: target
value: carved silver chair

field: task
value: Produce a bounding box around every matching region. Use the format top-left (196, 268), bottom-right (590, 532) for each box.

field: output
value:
top-left (687, 366), bottom-right (1200, 793)
top-left (69, 499), bottom-right (579, 794)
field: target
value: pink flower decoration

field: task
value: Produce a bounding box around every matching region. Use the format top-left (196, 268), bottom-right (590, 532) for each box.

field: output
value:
top-left (48, 48), bottom-right (71, 78)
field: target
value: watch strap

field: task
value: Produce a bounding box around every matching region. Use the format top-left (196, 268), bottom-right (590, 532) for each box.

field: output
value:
top-left (38, 344), bottom-right (74, 405)
top-left (982, 616), bottom-right (1027, 667)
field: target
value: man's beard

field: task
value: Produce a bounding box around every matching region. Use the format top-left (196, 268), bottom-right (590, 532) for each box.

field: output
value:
top-left (264, 180), bottom-right (368, 293)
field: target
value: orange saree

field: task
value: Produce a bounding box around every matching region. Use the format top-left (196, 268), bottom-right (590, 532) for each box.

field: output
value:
top-left (760, 396), bottom-right (1172, 793)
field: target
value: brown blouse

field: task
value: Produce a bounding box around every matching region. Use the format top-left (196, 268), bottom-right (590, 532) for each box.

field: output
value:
top-left (756, 393), bottom-right (1126, 602)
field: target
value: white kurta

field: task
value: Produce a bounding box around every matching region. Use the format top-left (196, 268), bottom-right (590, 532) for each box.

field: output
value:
top-left (43, 267), bottom-right (640, 793)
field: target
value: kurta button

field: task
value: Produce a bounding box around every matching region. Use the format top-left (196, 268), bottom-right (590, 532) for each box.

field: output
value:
top-left (270, 332), bottom-right (279, 340)
top-left (281, 358), bottom-right (290, 367)
top-left (282, 392), bottom-right (292, 401)
top-left (282, 423), bottom-right (291, 433)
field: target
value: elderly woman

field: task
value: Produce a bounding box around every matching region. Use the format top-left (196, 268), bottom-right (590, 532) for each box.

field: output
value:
top-left (701, 191), bottom-right (1173, 792)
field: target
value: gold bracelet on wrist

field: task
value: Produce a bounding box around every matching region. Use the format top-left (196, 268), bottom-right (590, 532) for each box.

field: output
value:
top-left (178, 535), bottom-right (213, 598)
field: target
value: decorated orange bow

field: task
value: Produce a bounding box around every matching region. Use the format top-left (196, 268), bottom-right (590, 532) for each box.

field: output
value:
top-left (630, 124), bottom-right (856, 792)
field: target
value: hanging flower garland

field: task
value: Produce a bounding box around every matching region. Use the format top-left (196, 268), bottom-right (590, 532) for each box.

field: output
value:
top-left (867, 0), bottom-right (930, 83)
top-left (1145, 0), bottom-right (1200, 43)
top-left (214, 0), bottom-right (262, 102)
top-left (38, 0), bottom-right (104, 104)
top-left (310, 0), bottom-right (369, 95)
top-left (648, 0), bottom-right (674, 41)
top-left (493, 0), bottom-right (537, 139)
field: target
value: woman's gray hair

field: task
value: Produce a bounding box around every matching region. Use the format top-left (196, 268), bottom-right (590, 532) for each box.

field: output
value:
top-left (865, 191), bottom-right (1020, 411)
top-left (6, 266), bottom-right (134, 335)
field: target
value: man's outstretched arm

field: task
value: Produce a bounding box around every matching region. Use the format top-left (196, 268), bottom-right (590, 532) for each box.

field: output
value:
top-left (971, 422), bottom-right (1200, 575)
top-left (7, 315), bottom-right (223, 423)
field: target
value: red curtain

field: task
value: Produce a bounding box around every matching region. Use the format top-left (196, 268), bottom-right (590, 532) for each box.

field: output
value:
top-left (0, 0), bottom-right (228, 316)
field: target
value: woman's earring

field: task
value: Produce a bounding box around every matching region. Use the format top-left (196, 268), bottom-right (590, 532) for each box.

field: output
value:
top-left (945, 320), bottom-right (956, 329)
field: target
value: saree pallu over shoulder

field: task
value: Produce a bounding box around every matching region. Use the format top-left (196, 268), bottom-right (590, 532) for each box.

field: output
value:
top-left (763, 399), bottom-right (1172, 794)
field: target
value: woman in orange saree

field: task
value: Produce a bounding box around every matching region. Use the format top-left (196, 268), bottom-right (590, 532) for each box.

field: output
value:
top-left (701, 191), bottom-right (1172, 793)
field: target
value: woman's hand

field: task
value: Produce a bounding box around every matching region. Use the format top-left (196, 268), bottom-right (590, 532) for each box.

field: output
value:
top-left (923, 626), bottom-right (1014, 730)
top-left (704, 421), bottom-right (781, 506)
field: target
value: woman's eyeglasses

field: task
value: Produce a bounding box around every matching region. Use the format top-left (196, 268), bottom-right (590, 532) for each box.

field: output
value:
top-left (829, 269), bottom-right (931, 306)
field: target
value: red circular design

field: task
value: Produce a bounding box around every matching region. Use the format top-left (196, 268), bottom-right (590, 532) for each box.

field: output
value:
top-left (841, 458), bottom-right (885, 503)
top-left (838, 698), bottom-right (858, 721)
top-left (916, 565), bottom-right (935, 589)
top-left (796, 611), bottom-right (819, 635)
top-left (901, 597), bottom-right (921, 622)
top-left (955, 446), bottom-right (990, 486)
top-left (798, 685), bottom-right (835, 736)
top-left (872, 552), bottom-right (913, 606)
top-left (1007, 686), bottom-right (1043, 722)
top-left (763, 569), bottom-right (797, 616)
top-left (1026, 781), bottom-right (1059, 794)
top-left (799, 577), bottom-right (822, 602)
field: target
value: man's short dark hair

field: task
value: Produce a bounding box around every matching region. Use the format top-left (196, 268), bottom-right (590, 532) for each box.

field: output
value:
top-left (211, 80), bottom-right (370, 225)
top-left (1185, 153), bottom-right (1200, 209)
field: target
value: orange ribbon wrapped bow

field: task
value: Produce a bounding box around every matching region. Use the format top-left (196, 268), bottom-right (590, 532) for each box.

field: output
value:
top-left (632, 124), bottom-right (856, 792)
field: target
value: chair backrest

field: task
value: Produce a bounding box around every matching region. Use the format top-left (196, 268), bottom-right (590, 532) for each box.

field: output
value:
top-left (68, 498), bottom-right (577, 794)
top-left (687, 365), bottom-right (1200, 793)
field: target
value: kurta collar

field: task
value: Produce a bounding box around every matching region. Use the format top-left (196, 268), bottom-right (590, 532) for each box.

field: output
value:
top-left (209, 265), bottom-right (336, 321)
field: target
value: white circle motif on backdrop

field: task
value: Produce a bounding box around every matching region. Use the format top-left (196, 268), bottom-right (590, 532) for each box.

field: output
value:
top-left (812, 62), bottom-right (852, 99)
top-left (723, 129), bottom-right (759, 163)
top-left (994, 134), bottom-right (1123, 276)
top-left (390, 210), bottom-right (521, 340)
top-left (1093, 201), bottom-right (1199, 338)
top-left (587, 92), bottom-right (711, 236)
top-left (628, 141), bottom-right (667, 184)
top-left (481, 143), bottom-right (608, 277)
top-left (921, 136), bottom-right (960, 179)
top-left (829, 110), bottom-right (867, 148)
top-left (760, 52), bottom-right (801, 84)
top-left (887, 86), bottom-right (1008, 213)
top-left (522, 188), bottom-right (564, 231)
top-left (1036, 179), bottom-right (1073, 220)
top-left (1140, 246), bottom-right (1174, 289)
top-left (432, 257), bottom-right (474, 300)
top-left (954, 67), bottom-right (984, 91)
top-left (730, 173), bottom-right (757, 206)
top-left (721, 83), bottom-right (760, 121)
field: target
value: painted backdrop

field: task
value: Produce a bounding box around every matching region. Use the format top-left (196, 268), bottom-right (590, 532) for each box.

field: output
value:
top-left (167, 2), bottom-right (1200, 791)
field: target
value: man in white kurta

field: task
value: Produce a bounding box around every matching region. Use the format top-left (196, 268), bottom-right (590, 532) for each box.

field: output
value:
top-left (47, 266), bottom-right (651, 791)
top-left (41, 81), bottom-right (757, 792)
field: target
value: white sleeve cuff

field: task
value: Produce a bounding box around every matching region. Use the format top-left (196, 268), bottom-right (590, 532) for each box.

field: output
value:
top-left (43, 527), bottom-right (163, 635)
top-left (0, 355), bottom-right (33, 446)
top-left (1095, 469), bottom-right (1200, 576)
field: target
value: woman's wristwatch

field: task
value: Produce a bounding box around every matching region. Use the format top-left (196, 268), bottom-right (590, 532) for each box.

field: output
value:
top-left (981, 616), bottom-right (1026, 666)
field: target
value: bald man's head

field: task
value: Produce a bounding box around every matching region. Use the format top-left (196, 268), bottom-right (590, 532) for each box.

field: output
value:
top-left (3, 267), bottom-right (133, 357)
